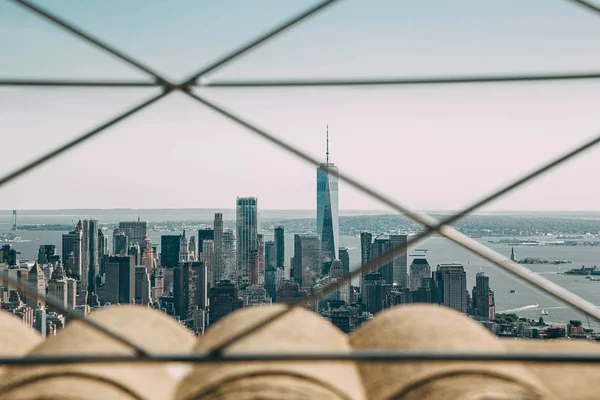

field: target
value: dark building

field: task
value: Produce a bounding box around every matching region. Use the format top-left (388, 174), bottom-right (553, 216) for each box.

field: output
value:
top-left (208, 280), bottom-right (243, 326)
top-left (127, 245), bottom-right (140, 265)
top-left (363, 272), bottom-right (385, 315)
top-left (161, 235), bottom-right (181, 268)
top-left (330, 308), bottom-right (351, 333)
top-left (436, 264), bottom-right (468, 313)
top-left (409, 258), bottom-right (431, 291)
top-left (472, 272), bottom-right (495, 321)
top-left (360, 232), bottom-right (373, 267)
top-left (37, 245), bottom-right (58, 264)
top-left (104, 256), bottom-right (135, 305)
top-left (339, 247), bottom-right (350, 276)
top-left (274, 226), bottom-right (285, 269)
top-left (113, 231), bottom-right (128, 256)
top-left (265, 241), bottom-right (276, 270)
top-left (195, 261), bottom-right (208, 310)
top-left (197, 228), bottom-right (215, 260)
top-left (264, 265), bottom-right (277, 301)
top-left (98, 229), bottom-right (108, 258)
top-left (371, 235), bottom-right (393, 285)
top-left (412, 286), bottom-right (432, 304)
top-left (0, 245), bottom-right (17, 266)
top-left (173, 261), bottom-right (199, 321)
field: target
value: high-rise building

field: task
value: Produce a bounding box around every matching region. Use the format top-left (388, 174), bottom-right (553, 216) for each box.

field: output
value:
top-left (330, 259), bottom-right (350, 304)
top-left (197, 228), bottom-right (214, 261)
top-left (112, 229), bottom-right (129, 256)
top-left (409, 258), bottom-right (431, 291)
top-left (213, 213), bottom-right (224, 285)
top-left (208, 280), bottom-right (243, 326)
top-left (472, 272), bottom-right (495, 321)
top-left (48, 279), bottom-right (67, 313)
top-left (274, 226), bottom-right (285, 269)
top-left (257, 234), bottom-right (265, 277)
top-left (248, 248), bottom-right (259, 286)
top-left (160, 235), bottom-right (181, 268)
top-left (98, 229), bottom-right (108, 258)
top-left (180, 230), bottom-right (190, 262)
top-left (66, 278), bottom-right (77, 310)
top-left (276, 280), bottom-right (308, 305)
top-left (195, 261), bottom-right (208, 311)
top-left (201, 240), bottom-right (215, 287)
top-left (81, 219), bottom-right (99, 293)
top-left (236, 197), bottom-right (258, 285)
top-left (390, 235), bottom-right (408, 288)
top-left (188, 236), bottom-right (197, 261)
top-left (239, 284), bottom-right (272, 306)
top-left (173, 261), bottom-right (198, 321)
top-left (141, 237), bottom-right (155, 273)
top-left (222, 229), bottom-right (236, 281)
top-left (363, 272), bottom-right (385, 315)
top-left (292, 234), bottom-right (321, 289)
top-left (135, 266), bottom-right (151, 304)
top-left (371, 235), bottom-right (393, 285)
top-left (264, 265), bottom-right (277, 301)
top-left (265, 241), bottom-right (276, 270)
top-left (104, 256), bottom-right (135, 305)
top-left (127, 244), bottom-right (140, 265)
top-left (317, 127), bottom-right (339, 265)
top-left (62, 227), bottom-right (82, 279)
top-left (118, 220), bottom-right (150, 248)
top-left (360, 232), bottom-right (373, 290)
top-left (338, 247), bottom-right (350, 276)
top-left (437, 263), bottom-right (468, 313)
top-left (34, 305), bottom-right (46, 339)
top-left (37, 245), bottom-right (57, 264)
top-left (26, 262), bottom-right (45, 309)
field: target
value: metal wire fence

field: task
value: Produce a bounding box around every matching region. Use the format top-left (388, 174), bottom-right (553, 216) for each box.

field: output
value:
top-left (3, 0), bottom-right (600, 365)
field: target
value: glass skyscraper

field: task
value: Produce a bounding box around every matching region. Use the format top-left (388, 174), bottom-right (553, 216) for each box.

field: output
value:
top-left (236, 197), bottom-right (258, 285)
top-left (317, 129), bottom-right (339, 265)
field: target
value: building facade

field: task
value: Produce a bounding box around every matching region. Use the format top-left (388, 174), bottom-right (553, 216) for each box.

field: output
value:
top-left (292, 234), bottom-right (321, 289)
top-left (118, 220), bottom-right (150, 248)
top-left (437, 263), bottom-right (468, 313)
top-left (409, 258), bottom-right (431, 291)
top-left (236, 197), bottom-right (258, 285)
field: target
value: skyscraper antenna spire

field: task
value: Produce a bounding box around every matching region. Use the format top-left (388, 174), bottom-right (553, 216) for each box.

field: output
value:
top-left (326, 124), bottom-right (329, 164)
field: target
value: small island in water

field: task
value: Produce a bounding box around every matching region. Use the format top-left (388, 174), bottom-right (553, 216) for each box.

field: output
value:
top-left (564, 265), bottom-right (600, 276)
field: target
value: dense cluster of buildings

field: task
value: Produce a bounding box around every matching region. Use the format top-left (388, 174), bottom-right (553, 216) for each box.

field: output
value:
top-left (0, 135), bottom-right (502, 337)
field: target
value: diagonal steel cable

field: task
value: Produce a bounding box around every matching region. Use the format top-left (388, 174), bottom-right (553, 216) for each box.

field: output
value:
top-left (0, 274), bottom-right (150, 357)
top-left (184, 91), bottom-right (600, 354)
top-left (182, 0), bottom-right (340, 84)
top-left (201, 71), bottom-right (600, 88)
top-left (0, 91), bottom-right (168, 189)
top-left (10, 0), bottom-right (169, 86)
top-left (567, 0), bottom-right (600, 15)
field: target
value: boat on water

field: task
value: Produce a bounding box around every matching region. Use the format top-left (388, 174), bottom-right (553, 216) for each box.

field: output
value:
top-left (541, 309), bottom-right (549, 315)
top-left (510, 289), bottom-right (516, 293)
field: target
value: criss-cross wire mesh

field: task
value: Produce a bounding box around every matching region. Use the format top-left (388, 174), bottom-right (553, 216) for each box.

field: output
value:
top-left (3, 0), bottom-right (600, 364)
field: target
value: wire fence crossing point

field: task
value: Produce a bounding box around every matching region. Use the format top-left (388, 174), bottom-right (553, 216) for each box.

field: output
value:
top-left (3, 0), bottom-right (600, 366)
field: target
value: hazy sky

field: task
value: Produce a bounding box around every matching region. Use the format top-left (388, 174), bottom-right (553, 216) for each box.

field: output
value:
top-left (3, 0), bottom-right (600, 212)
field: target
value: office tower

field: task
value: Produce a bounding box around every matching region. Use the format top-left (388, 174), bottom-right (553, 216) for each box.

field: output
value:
top-left (117, 220), bottom-right (150, 248)
top-left (317, 127), bottom-right (339, 264)
top-left (11, 210), bottom-right (17, 231)
top-left (188, 236), bottom-right (197, 261)
top-left (213, 213), bottom-right (224, 285)
top-left (473, 272), bottom-right (495, 321)
top-left (437, 263), bottom-right (468, 313)
top-left (363, 272), bottom-right (385, 315)
top-left (152, 269), bottom-right (164, 300)
top-left (195, 261), bottom-right (208, 310)
top-left (104, 256), bottom-right (135, 305)
top-left (141, 237), bottom-right (154, 272)
top-left (265, 241), bottom-right (276, 270)
top-left (26, 262), bottom-right (45, 309)
top-left (37, 245), bottom-right (57, 264)
top-left (360, 232), bottom-right (373, 290)
top-left (257, 234), bottom-right (265, 276)
top-left (274, 226), bottom-right (285, 268)
top-left (66, 278), bottom-right (77, 310)
top-left (276, 280), bottom-right (308, 305)
top-left (338, 247), bottom-right (350, 276)
top-left (409, 258), bottom-right (431, 291)
top-left (264, 265), bottom-right (277, 301)
top-left (0, 244), bottom-right (17, 266)
top-left (390, 235), bottom-right (408, 287)
top-left (34, 305), bottom-right (46, 339)
top-left (292, 234), bottom-right (321, 289)
top-left (197, 228), bottom-right (214, 261)
top-left (135, 266), bottom-right (151, 304)
top-left (160, 235), bottom-right (181, 268)
top-left (98, 229), bottom-right (108, 258)
top-left (47, 279), bottom-right (67, 313)
top-left (112, 229), bottom-right (128, 256)
top-left (208, 280), bottom-right (243, 326)
top-left (127, 244), bottom-right (141, 265)
top-left (236, 197), bottom-right (258, 284)
top-left (330, 259), bottom-right (350, 304)
top-left (201, 240), bottom-right (215, 287)
top-left (248, 248), bottom-right (259, 286)
top-left (81, 219), bottom-right (99, 293)
top-left (173, 261), bottom-right (198, 321)
top-left (222, 229), bottom-right (236, 281)
top-left (371, 235), bottom-right (393, 285)
top-left (180, 230), bottom-right (190, 262)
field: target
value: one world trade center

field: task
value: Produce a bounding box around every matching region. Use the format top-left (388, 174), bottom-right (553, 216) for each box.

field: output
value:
top-left (317, 126), bottom-right (339, 267)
